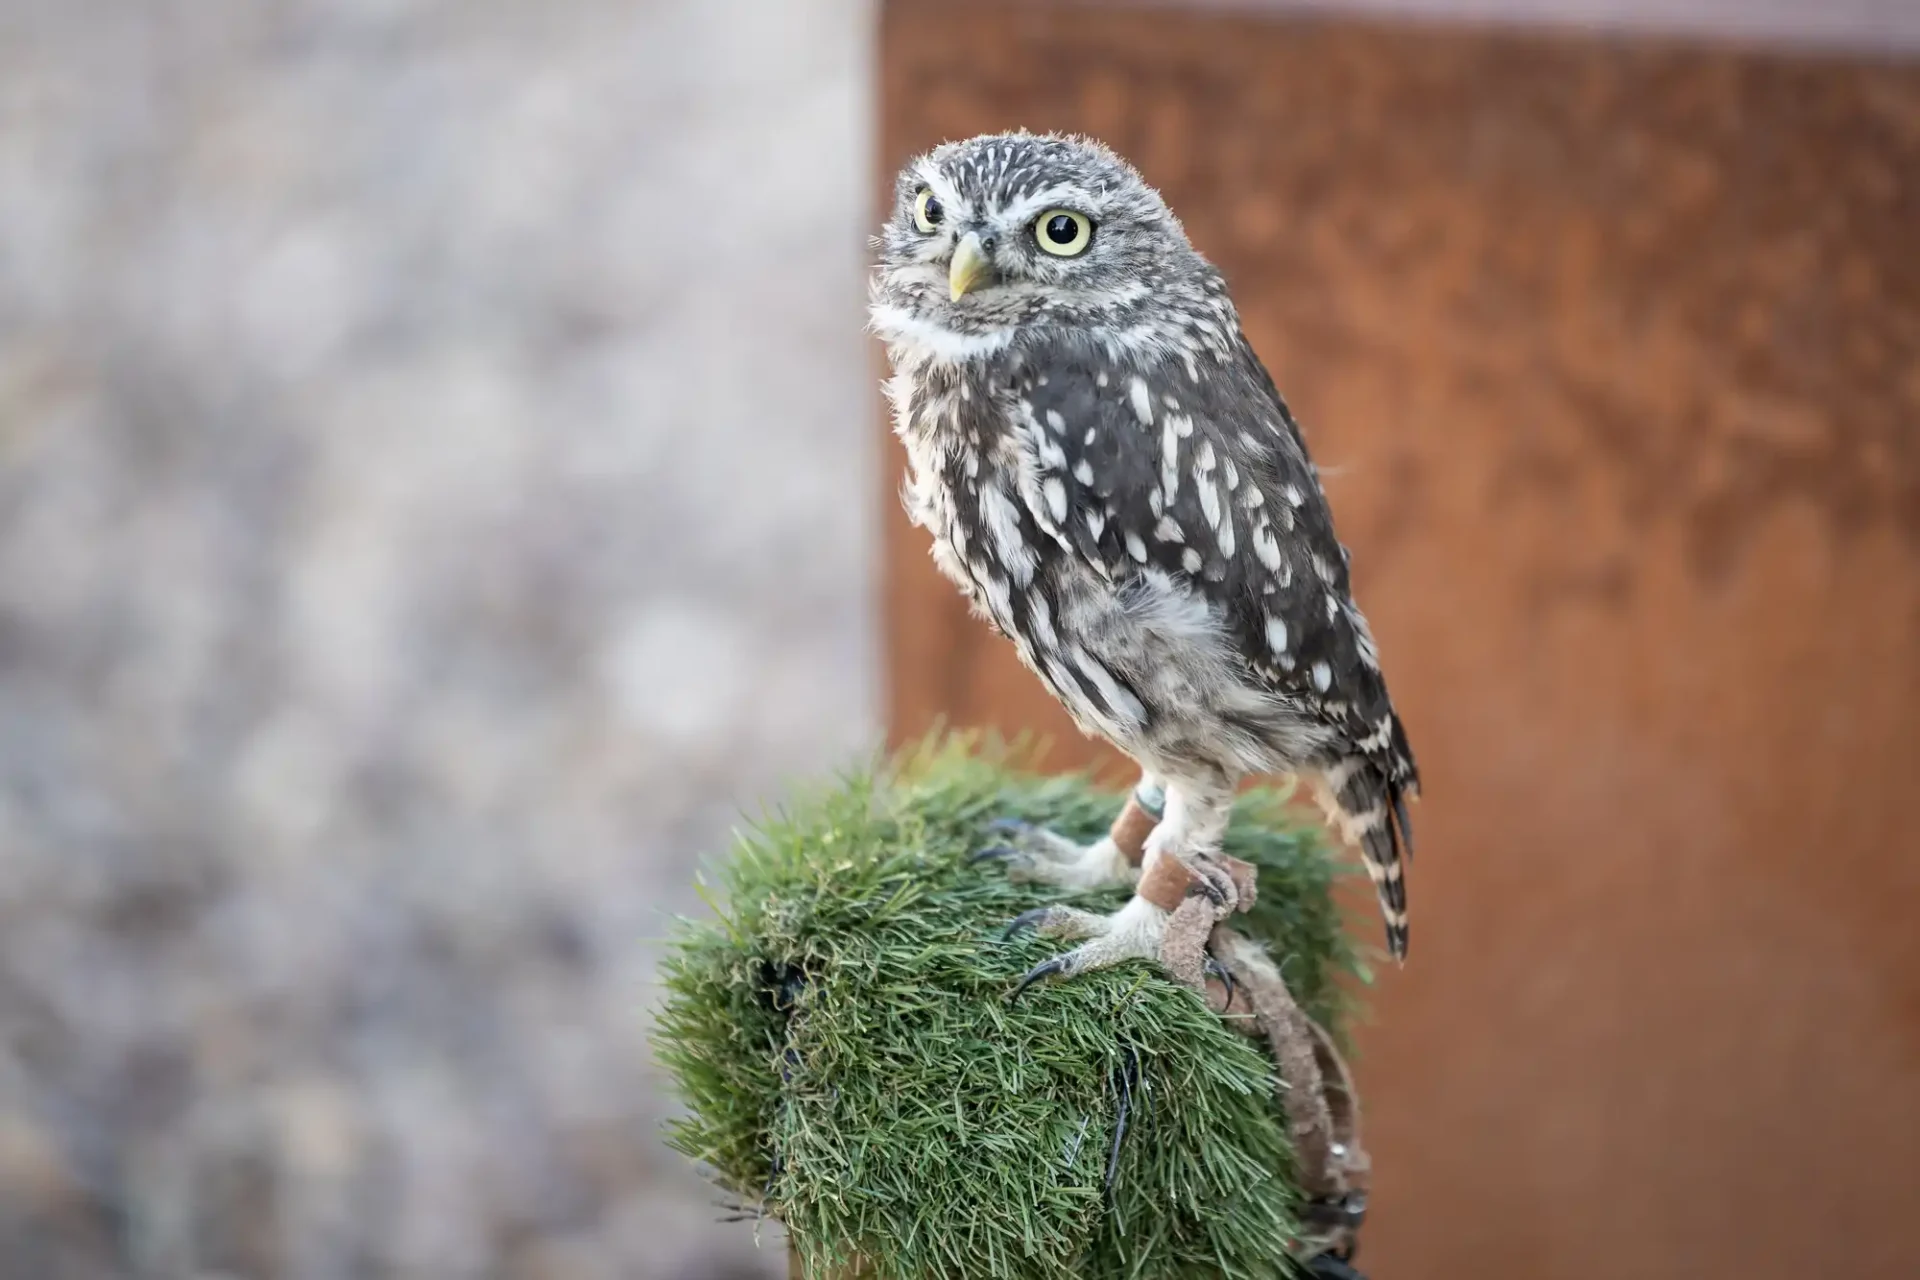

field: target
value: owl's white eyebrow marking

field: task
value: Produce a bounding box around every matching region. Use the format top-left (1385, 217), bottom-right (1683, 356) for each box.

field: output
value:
top-left (996, 183), bottom-right (1097, 226)
top-left (910, 157), bottom-right (971, 223)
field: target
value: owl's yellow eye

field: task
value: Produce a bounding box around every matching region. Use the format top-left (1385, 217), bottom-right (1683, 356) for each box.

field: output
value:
top-left (1033, 209), bottom-right (1093, 256)
top-left (913, 189), bottom-right (944, 233)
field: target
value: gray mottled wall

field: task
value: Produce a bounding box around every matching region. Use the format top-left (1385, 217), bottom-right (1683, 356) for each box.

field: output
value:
top-left (0, 1), bottom-right (875, 1277)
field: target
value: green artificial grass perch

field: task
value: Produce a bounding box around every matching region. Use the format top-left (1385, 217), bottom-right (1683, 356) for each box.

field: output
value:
top-left (655, 735), bottom-right (1371, 1280)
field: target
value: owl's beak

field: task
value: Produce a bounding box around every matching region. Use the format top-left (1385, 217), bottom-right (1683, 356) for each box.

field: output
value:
top-left (948, 232), bottom-right (993, 301)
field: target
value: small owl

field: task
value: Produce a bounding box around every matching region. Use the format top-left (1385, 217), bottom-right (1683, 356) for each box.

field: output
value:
top-left (870, 133), bottom-right (1419, 988)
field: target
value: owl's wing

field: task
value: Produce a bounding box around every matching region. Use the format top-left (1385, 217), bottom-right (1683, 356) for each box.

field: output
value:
top-left (1013, 336), bottom-right (1418, 791)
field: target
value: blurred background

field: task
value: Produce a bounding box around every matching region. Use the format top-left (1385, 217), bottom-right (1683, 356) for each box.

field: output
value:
top-left (0, 2), bottom-right (1914, 1279)
top-left (0, 1), bottom-right (872, 1276)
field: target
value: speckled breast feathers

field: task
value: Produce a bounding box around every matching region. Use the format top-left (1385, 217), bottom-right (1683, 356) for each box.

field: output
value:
top-left (872, 131), bottom-right (1419, 956)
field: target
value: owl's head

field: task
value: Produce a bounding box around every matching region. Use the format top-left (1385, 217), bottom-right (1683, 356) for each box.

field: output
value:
top-left (871, 132), bottom-right (1206, 344)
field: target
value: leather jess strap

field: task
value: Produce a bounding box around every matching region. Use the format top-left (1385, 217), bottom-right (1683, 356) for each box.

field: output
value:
top-left (1235, 937), bottom-right (1369, 1259)
top-left (1106, 791), bottom-right (1259, 915)
top-left (1101, 794), bottom-right (1370, 1261)
top-left (1209, 922), bottom-right (1370, 1260)
top-left (1108, 791), bottom-right (1161, 867)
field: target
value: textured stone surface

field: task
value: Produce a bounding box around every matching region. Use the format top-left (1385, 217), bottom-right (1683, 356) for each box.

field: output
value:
top-left (0, 1), bottom-right (873, 1276)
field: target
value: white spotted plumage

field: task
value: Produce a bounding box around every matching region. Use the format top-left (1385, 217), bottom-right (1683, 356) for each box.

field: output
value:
top-left (1128, 376), bottom-right (1153, 425)
top-left (872, 130), bottom-right (1420, 965)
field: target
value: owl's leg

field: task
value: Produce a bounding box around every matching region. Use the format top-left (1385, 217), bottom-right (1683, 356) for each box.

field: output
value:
top-left (1002, 773), bottom-right (1239, 996)
top-left (972, 771), bottom-right (1164, 891)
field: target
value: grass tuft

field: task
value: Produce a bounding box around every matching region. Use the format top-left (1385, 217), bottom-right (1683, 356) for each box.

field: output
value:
top-left (656, 734), bottom-right (1367, 1279)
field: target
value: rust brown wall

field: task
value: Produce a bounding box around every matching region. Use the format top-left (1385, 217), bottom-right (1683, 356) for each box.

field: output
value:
top-left (876, 4), bottom-right (1920, 1276)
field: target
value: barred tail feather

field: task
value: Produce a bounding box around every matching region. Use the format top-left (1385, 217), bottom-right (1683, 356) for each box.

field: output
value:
top-left (1314, 757), bottom-right (1413, 961)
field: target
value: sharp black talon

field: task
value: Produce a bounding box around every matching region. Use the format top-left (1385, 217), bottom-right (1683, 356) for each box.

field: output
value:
top-left (969, 845), bottom-right (1015, 865)
top-left (1009, 955), bottom-right (1071, 1001)
top-left (1001, 907), bottom-right (1053, 941)
top-left (1306, 1251), bottom-right (1368, 1279)
top-left (1188, 877), bottom-right (1228, 908)
top-left (1205, 955), bottom-right (1237, 1009)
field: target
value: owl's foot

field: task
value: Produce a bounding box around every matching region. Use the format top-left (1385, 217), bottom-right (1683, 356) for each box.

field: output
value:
top-left (1002, 856), bottom-right (1245, 1000)
top-left (970, 818), bottom-right (1135, 891)
top-left (1001, 896), bottom-right (1170, 997)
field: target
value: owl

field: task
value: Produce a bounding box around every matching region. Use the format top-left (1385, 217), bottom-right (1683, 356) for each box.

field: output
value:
top-left (870, 132), bottom-right (1419, 991)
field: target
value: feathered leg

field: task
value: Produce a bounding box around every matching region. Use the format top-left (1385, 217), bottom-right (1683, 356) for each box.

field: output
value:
top-left (1000, 770), bottom-right (1242, 996)
top-left (972, 770), bottom-right (1165, 891)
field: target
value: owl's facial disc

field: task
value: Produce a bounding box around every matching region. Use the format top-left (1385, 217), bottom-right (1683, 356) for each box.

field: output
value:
top-left (874, 134), bottom-right (1198, 341)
